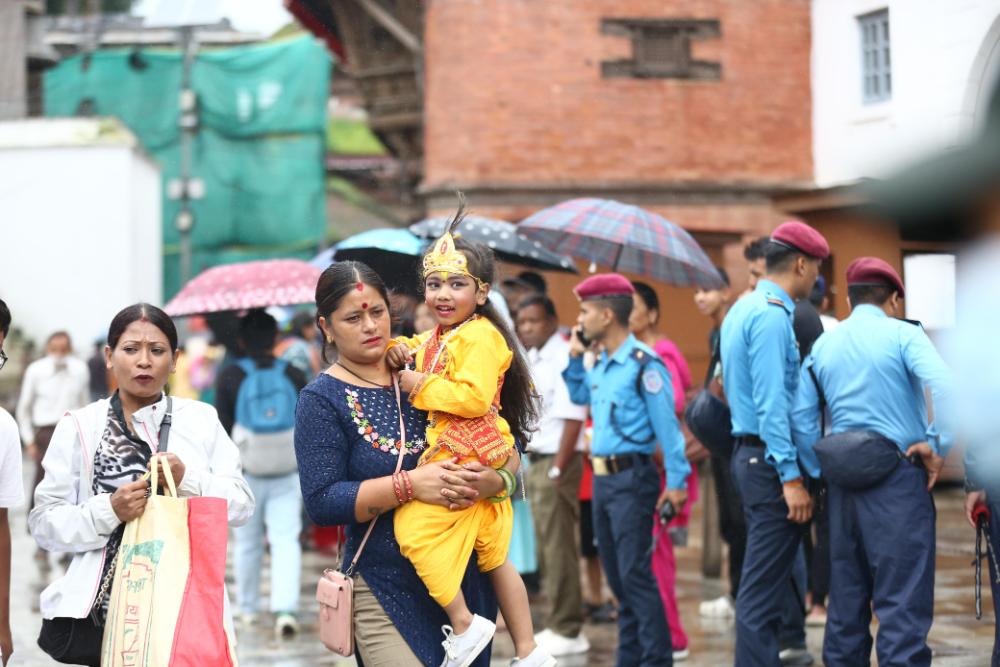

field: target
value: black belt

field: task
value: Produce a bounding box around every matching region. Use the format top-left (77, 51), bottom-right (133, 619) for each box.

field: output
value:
top-left (735, 434), bottom-right (765, 448)
top-left (591, 453), bottom-right (650, 476)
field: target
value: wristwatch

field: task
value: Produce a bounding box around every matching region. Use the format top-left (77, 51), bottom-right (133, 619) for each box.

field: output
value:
top-left (547, 466), bottom-right (561, 480)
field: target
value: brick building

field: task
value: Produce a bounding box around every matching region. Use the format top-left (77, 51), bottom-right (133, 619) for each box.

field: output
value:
top-left (294, 0), bottom-right (815, 370)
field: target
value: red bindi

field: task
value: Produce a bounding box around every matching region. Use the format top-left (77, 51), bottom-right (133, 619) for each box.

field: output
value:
top-left (355, 282), bottom-right (363, 291)
top-left (362, 302), bottom-right (369, 309)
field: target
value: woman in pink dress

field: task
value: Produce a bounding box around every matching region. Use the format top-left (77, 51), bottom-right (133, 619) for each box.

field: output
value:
top-left (629, 281), bottom-right (699, 661)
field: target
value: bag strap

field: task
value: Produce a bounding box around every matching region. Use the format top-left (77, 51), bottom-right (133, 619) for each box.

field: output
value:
top-left (157, 396), bottom-right (173, 453)
top-left (345, 376), bottom-right (407, 577)
top-left (806, 365), bottom-right (827, 434)
top-left (702, 338), bottom-right (721, 390)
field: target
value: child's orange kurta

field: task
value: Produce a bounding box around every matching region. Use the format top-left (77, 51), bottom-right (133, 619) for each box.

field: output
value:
top-left (392, 316), bottom-right (515, 607)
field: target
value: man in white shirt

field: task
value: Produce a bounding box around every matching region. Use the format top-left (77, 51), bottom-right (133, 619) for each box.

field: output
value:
top-left (0, 299), bottom-right (25, 665)
top-left (16, 331), bottom-right (89, 516)
top-left (516, 294), bottom-right (590, 657)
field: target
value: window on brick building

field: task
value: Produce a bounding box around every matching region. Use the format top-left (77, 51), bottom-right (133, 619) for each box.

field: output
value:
top-left (859, 9), bottom-right (891, 104)
top-left (601, 19), bottom-right (721, 80)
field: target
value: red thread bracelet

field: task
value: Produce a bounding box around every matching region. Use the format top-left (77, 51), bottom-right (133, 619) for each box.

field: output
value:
top-left (391, 473), bottom-right (405, 505)
top-left (401, 470), bottom-right (414, 501)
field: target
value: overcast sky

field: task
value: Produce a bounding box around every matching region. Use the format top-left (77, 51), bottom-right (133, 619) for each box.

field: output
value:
top-left (132, 0), bottom-right (293, 36)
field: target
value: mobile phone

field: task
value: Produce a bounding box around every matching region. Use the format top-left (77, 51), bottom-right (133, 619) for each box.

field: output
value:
top-left (658, 500), bottom-right (677, 526)
top-left (573, 327), bottom-right (591, 347)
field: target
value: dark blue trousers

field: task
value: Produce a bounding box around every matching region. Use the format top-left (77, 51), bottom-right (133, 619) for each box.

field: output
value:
top-left (986, 494), bottom-right (1000, 667)
top-left (779, 546), bottom-right (808, 649)
top-left (592, 458), bottom-right (673, 667)
top-left (730, 444), bottom-right (807, 667)
top-left (823, 462), bottom-right (935, 667)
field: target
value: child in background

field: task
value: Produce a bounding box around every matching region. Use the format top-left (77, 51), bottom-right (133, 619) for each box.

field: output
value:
top-left (387, 203), bottom-right (553, 667)
top-left (413, 301), bottom-right (437, 335)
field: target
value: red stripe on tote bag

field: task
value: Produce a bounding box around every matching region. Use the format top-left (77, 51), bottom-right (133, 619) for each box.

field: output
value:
top-left (169, 496), bottom-right (235, 666)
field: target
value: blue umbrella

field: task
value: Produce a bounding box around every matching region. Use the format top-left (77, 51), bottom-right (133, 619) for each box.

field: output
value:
top-left (312, 228), bottom-right (427, 293)
top-left (336, 228), bottom-right (425, 256)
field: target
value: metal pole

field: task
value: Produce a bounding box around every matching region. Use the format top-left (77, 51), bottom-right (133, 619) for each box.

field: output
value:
top-left (177, 25), bottom-right (197, 284)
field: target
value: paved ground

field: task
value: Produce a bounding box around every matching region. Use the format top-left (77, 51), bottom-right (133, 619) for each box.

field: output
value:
top-left (7, 454), bottom-right (996, 665)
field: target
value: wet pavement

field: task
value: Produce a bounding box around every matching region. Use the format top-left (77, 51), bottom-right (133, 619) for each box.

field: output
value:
top-left (7, 456), bottom-right (996, 665)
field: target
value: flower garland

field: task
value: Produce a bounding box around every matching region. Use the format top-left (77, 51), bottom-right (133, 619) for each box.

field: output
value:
top-left (344, 388), bottom-right (426, 456)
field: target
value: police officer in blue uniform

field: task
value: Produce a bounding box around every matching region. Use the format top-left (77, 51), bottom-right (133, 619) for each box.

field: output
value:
top-left (562, 273), bottom-right (690, 667)
top-left (790, 257), bottom-right (953, 667)
top-left (721, 221), bottom-right (829, 667)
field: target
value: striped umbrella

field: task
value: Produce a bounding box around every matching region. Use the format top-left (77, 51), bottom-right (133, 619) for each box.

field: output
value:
top-left (518, 198), bottom-right (724, 288)
top-left (164, 259), bottom-right (321, 316)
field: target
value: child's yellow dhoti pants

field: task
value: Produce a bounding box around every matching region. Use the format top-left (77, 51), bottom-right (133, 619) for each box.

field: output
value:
top-left (394, 451), bottom-right (513, 607)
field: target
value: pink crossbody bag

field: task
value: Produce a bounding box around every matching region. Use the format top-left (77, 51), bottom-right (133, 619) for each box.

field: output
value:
top-left (316, 377), bottom-right (408, 656)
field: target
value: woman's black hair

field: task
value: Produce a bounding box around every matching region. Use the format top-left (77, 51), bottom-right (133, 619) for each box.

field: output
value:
top-left (423, 197), bottom-right (539, 447)
top-left (315, 260), bottom-right (390, 363)
top-left (0, 299), bottom-right (9, 337)
top-left (107, 303), bottom-right (179, 352)
top-left (289, 310), bottom-right (316, 337)
top-left (630, 280), bottom-right (660, 325)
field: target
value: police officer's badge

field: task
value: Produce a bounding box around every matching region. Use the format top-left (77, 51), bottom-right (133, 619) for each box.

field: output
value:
top-left (642, 368), bottom-right (663, 394)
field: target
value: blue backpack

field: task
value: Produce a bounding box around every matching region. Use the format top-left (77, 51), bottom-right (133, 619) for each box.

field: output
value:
top-left (234, 358), bottom-right (298, 434)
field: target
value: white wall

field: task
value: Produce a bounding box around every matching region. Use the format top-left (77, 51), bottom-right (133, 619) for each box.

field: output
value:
top-left (0, 144), bottom-right (162, 351)
top-left (812, 0), bottom-right (1000, 187)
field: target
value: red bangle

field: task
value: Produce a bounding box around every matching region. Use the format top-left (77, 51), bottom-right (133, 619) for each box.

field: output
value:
top-left (391, 473), bottom-right (405, 504)
top-left (401, 470), bottom-right (414, 501)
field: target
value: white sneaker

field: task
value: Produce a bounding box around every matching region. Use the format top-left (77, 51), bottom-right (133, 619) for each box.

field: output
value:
top-left (534, 628), bottom-right (589, 656)
top-left (698, 595), bottom-right (735, 619)
top-left (533, 628), bottom-right (554, 644)
top-left (238, 612), bottom-right (258, 628)
top-left (778, 647), bottom-right (815, 666)
top-left (673, 647), bottom-right (691, 661)
top-left (509, 646), bottom-right (557, 667)
top-left (439, 615), bottom-right (496, 667)
top-left (275, 612), bottom-right (299, 639)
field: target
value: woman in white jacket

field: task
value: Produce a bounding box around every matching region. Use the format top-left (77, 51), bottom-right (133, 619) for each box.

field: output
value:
top-left (29, 303), bottom-right (254, 665)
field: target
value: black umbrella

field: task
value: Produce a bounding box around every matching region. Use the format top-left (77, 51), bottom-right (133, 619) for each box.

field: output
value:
top-left (409, 215), bottom-right (578, 273)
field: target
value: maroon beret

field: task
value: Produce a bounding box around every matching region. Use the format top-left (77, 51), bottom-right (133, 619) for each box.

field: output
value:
top-left (846, 257), bottom-right (905, 297)
top-left (770, 220), bottom-right (830, 260)
top-left (573, 273), bottom-right (635, 301)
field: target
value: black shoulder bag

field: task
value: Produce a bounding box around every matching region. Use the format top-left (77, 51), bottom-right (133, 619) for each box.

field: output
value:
top-left (806, 368), bottom-right (902, 490)
top-left (683, 342), bottom-right (734, 458)
top-left (38, 398), bottom-right (172, 666)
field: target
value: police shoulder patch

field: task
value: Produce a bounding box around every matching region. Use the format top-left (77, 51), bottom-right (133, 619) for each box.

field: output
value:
top-left (766, 297), bottom-right (786, 307)
top-left (642, 368), bottom-right (664, 394)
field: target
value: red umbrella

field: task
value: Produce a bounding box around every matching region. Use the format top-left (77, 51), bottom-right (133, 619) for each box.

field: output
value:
top-left (164, 259), bottom-right (322, 317)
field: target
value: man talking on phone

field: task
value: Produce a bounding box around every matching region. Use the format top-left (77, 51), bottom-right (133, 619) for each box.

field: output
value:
top-left (562, 273), bottom-right (689, 667)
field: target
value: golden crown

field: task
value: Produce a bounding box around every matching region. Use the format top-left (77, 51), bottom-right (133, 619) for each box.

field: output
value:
top-left (422, 231), bottom-right (472, 281)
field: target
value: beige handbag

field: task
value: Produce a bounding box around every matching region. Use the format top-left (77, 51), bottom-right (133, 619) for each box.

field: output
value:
top-left (316, 377), bottom-right (408, 656)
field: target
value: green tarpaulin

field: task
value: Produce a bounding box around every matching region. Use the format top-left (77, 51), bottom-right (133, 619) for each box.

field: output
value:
top-left (44, 36), bottom-right (331, 298)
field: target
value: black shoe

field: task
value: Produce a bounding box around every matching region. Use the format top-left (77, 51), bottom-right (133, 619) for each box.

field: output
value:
top-left (584, 602), bottom-right (617, 624)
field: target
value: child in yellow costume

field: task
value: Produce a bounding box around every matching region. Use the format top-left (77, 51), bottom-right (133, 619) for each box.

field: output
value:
top-left (388, 205), bottom-right (554, 667)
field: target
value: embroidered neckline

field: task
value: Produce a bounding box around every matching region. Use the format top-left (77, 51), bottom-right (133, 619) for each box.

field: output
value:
top-left (344, 388), bottom-right (426, 456)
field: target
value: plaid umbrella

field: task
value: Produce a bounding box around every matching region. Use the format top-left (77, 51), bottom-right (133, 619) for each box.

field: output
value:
top-left (410, 215), bottom-right (578, 273)
top-left (164, 259), bottom-right (322, 316)
top-left (518, 198), bottom-right (724, 288)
